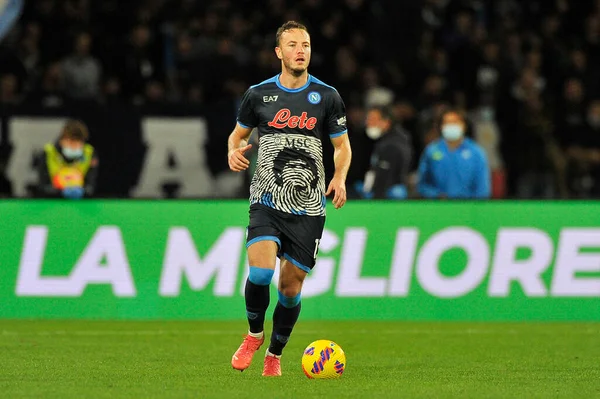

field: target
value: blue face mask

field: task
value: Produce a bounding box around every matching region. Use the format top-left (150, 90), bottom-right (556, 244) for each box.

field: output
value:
top-left (441, 124), bottom-right (464, 141)
top-left (62, 147), bottom-right (84, 159)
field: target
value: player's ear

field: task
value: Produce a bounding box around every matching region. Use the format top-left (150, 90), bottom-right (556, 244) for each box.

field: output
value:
top-left (275, 47), bottom-right (282, 60)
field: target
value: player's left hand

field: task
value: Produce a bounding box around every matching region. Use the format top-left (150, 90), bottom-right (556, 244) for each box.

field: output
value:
top-left (326, 177), bottom-right (346, 209)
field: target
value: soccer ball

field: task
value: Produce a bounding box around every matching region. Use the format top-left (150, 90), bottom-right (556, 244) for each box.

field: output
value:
top-left (301, 339), bottom-right (346, 379)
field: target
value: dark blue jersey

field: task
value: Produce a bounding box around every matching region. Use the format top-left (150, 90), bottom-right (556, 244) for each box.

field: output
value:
top-left (237, 74), bottom-right (347, 216)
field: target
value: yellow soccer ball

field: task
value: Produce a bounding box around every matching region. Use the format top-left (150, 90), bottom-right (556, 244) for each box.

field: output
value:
top-left (301, 339), bottom-right (346, 379)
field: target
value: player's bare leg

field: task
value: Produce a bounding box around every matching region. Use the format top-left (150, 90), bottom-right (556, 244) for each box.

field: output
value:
top-left (232, 240), bottom-right (277, 371)
top-left (263, 258), bottom-right (307, 376)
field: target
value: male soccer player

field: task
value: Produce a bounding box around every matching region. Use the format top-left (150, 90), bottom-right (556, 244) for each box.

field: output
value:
top-left (227, 21), bottom-right (352, 376)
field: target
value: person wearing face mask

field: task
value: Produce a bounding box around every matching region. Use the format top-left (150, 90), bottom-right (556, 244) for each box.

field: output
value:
top-left (356, 105), bottom-right (412, 199)
top-left (35, 119), bottom-right (98, 199)
top-left (417, 109), bottom-right (490, 199)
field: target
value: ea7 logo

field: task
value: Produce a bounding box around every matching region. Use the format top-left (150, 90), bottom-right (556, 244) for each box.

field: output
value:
top-left (263, 96), bottom-right (278, 102)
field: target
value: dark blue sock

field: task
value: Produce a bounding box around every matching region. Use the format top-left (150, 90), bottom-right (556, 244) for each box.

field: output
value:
top-left (245, 279), bottom-right (270, 334)
top-left (268, 292), bottom-right (301, 355)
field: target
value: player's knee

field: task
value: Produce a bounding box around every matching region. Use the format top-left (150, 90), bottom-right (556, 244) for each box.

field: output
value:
top-left (278, 290), bottom-right (301, 308)
top-left (278, 275), bottom-right (303, 296)
top-left (248, 266), bottom-right (274, 286)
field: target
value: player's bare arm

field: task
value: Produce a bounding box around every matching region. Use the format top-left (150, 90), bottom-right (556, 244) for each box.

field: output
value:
top-left (326, 134), bottom-right (351, 209)
top-left (228, 123), bottom-right (253, 172)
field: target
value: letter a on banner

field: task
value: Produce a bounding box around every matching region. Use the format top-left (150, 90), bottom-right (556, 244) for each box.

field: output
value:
top-left (132, 118), bottom-right (214, 198)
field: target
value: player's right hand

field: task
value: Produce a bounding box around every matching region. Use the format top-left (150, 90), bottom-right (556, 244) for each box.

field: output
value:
top-left (228, 144), bottom-right (253, 172)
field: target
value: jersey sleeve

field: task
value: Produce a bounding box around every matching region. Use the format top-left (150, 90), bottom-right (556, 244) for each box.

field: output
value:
top-left (236, 88), bottom-right (258, 128)
top-left (327, 90), bottom-right (348, 138)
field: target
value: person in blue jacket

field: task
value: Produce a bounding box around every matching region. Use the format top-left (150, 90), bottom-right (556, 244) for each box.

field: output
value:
top-left (417, 108), bottom-right (491, 199)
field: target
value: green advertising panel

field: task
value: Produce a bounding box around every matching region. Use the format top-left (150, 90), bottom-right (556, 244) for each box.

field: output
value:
top-left (1, 200), bottom-right (599, 321)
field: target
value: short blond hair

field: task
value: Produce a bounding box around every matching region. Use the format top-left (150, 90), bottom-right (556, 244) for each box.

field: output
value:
top-left (276, 21), bottom-right (309, 47)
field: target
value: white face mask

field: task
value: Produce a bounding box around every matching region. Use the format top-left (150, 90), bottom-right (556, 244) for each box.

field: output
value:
top-left (366, 126), bottom-right (383, 140)
top-left (62, 147), bottom-right (84, 159)
top-left (441, 124), bottom-right (464, 141)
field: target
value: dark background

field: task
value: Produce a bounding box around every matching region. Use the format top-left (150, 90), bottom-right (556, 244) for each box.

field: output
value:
top-left (2, 0), bottom-right (600, 199)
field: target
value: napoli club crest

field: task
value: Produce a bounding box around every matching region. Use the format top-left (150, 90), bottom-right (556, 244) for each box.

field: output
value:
top-left (308, 91), bottom-right (321, 104)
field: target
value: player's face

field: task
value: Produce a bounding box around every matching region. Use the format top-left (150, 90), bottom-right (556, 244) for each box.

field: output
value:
top-left (276, 29), bottom-right (311, 76)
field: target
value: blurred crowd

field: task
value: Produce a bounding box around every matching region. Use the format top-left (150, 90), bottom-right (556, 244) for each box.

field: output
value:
top-left (2, 0), bottom-right (600, 198)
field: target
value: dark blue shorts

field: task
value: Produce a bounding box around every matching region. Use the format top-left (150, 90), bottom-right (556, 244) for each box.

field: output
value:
top-left (246, 203), bottom-right (325, 272)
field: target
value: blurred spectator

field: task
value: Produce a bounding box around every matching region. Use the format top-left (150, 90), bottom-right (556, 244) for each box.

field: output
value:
top-left (556, 78), bottom-right (587, 146)
top-left (144, 80), bottom-right (166, 105)
top-left (0, 73), bottom-right (20, 104)
top-left (511, 67), bottom-right (546, 104)
top-left (566, 100), bottom-right (600, 197)
top-left (475, 40), bottom-right (501, 107)
top-left (35, 119), bottom-right (98, 199)
top-left (120, 24), bottom-right (162, 104)
top-left (362, 66), bottom-right (394, 108)
top-left (418, 101), bottom-right (450, 149)
top-left (333, 46), bottom-right (360, 106)
top-left (471, 106), bottom-right (506, 198)
top-left (355, 106), bottom-right (412, 199)
top-left (418, 74), bottom-right (448, 110)
top-left (172, 31), bottom-right (201, 100)
top-left (513, 92), bottom-right (568, 198)
top-left (583, 14), bottom-right (600, 66)
top-left (101, 76), bottom-right (122, 105)
top-left (16, 22), bottom-right (42, 93)
top-left (417, 109), bottom-right (490, 199)
top-left (562, 49), bottom-right (596, 95)
top-left (62, 32), bottom-right (101, 100)
top-left (27, 61), bottom-right (64, 108)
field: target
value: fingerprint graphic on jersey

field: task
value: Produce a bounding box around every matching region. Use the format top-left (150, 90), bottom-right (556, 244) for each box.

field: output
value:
top-left (250, 134), bottom-right (326, 216)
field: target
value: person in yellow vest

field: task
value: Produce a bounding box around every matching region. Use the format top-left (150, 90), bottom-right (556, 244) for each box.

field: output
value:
top-left (36, 120), bottom-right (98, 199)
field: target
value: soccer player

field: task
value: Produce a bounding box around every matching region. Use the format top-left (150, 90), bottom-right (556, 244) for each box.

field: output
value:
top-left (227, 21), bottom-right (351, 376)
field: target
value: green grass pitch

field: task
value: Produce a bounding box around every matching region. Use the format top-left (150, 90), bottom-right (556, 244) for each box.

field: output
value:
top-left (1, 320), bottom-right (599, 398)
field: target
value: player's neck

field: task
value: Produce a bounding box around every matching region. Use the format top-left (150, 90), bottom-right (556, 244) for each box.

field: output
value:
top-left (278, 70), bottom-right (309, 90)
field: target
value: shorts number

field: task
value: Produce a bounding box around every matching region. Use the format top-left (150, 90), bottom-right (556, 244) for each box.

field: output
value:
top-left (313, 239), bottom-right (320, 259)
